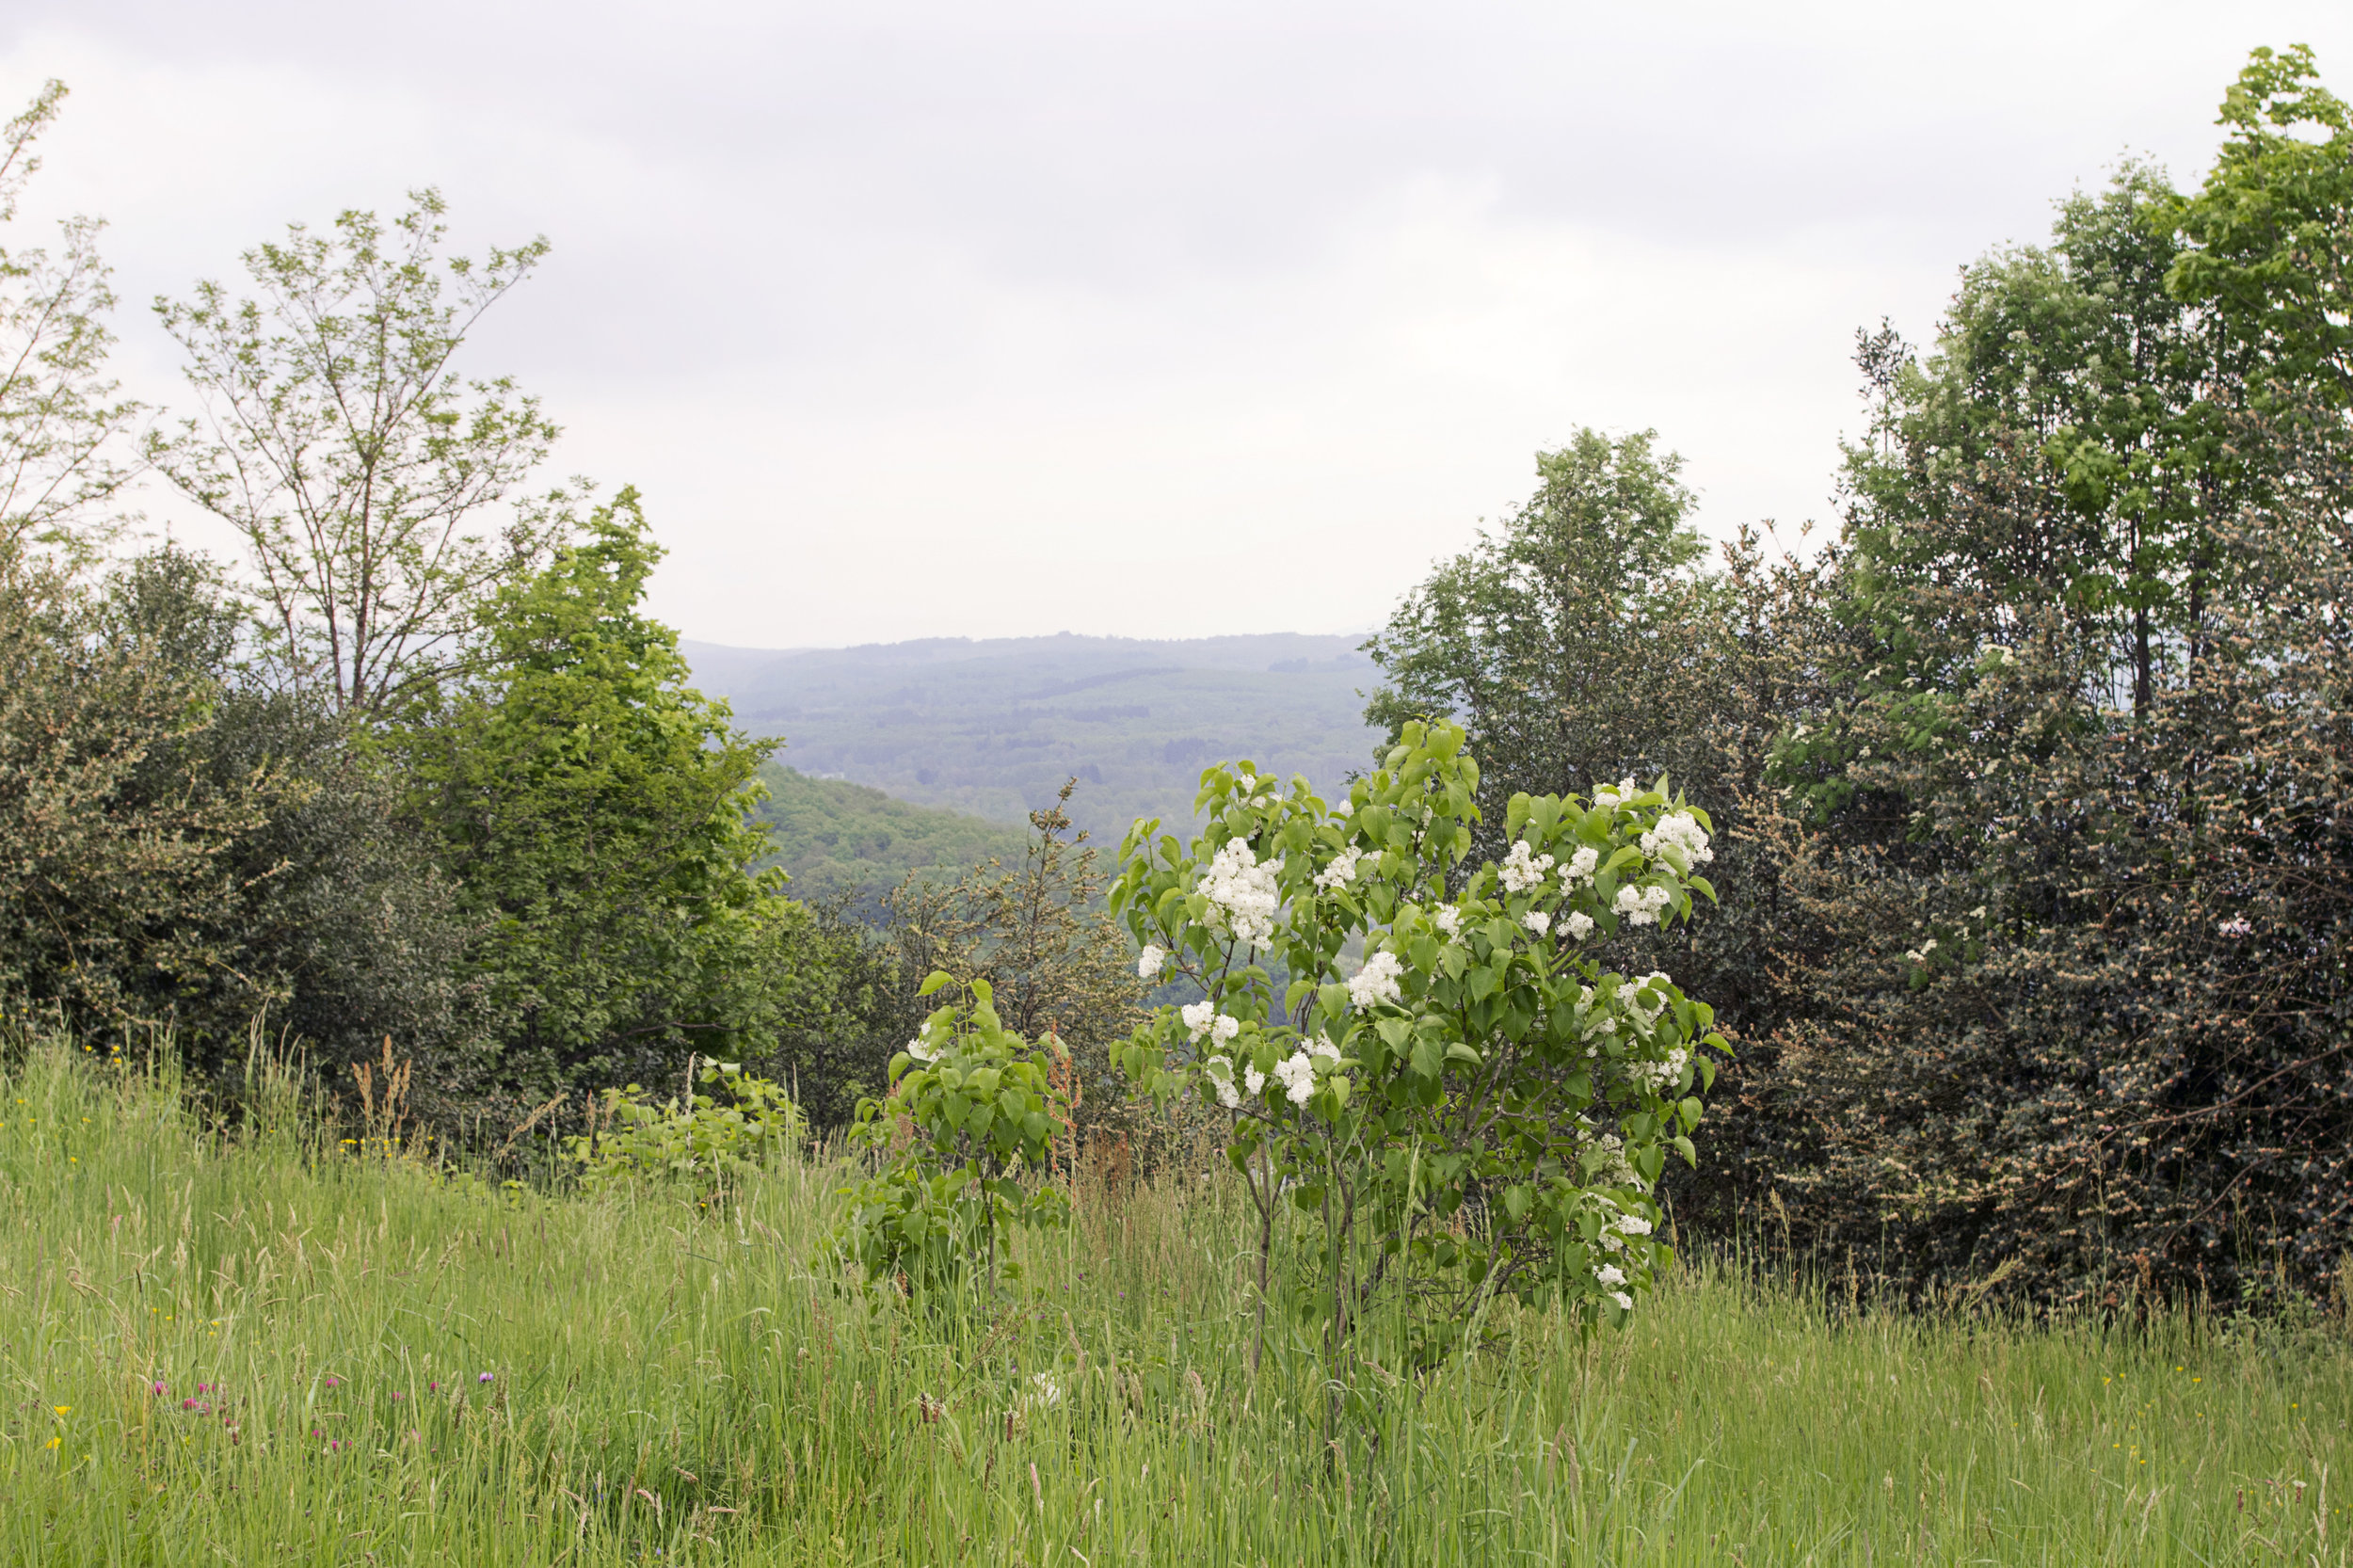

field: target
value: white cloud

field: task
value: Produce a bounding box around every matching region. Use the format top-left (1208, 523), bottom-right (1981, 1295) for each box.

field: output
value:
top-left (1, 2), bottom-right (2346, 645)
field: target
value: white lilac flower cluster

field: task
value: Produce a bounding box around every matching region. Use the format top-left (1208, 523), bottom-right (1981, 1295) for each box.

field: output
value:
top-left (907, 1034), bottom-right (939, 1064)
top-left (1270, 1037), bottom-right (1341, 1107)
top-left (1564, 911), bottom-right (1594, 940)
top-left (1137, 943), bottom-right (1166, 981)
top-left (1180, 1000), bottom-right (1241, 1046)
top-left (1499, 840), bottom-right (1557, 893)
top-left (1313, 845), bottom-right (1366, 892)
top-left (1199, 838), bottom-right (1284, 946)
top-left (1627, 1047), bottom-right (1690, 1096)
top-left (1560, 845), bottom-right (1601, 887)
top-left (1589, 777), bottom-right (1638, 810)
top-left (1641, 810), bottom-right (1713, 866)
top-left (1524, 910), bottom-right (1552, 936)
top-left (1348, 950), bottom-right (1404, 1009)
top-left (1201, 1055), bottom-right (1241, 1108)
top-left (1596, 1209), bottom-right (1654, 1255)
top-left (1614, 883), bottom-right (1672, 926)
top-left (1584, 1131), bottom-right (1641, 1189)
top-left (1433, 904), bottom-right (1462, 936)
top-left (1202, 1033), bottom-right (1341, 1112)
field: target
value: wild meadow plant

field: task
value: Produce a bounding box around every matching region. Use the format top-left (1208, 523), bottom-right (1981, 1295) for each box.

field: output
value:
top-left (1104, 721), bottom-right (1729, 1402)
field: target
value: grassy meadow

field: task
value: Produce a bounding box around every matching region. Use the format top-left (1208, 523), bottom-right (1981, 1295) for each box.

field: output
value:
top-left (4, 1037), bottom-right (2349, 1566)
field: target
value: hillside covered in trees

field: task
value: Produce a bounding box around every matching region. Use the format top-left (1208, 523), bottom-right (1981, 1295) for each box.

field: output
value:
top-left (683, 632), bottom-right (1382, 837)
top-left (745, 762), bottom-right (1029, 895)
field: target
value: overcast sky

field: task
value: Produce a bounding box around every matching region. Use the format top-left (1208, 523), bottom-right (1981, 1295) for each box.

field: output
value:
top-left (4, 3), bottom-right (2347, 648)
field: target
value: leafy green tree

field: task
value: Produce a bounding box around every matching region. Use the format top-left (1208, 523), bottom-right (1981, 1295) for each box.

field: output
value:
top-left (1361, 434), bottom-right (1802, 1110)
top-left (156, 190), bottom-right (568, 716)
top-left (1364, 430), bottom-right (1717, 855)
top-left (832, 975), bottom-right (1071, 1301)
top-left (1718, 45), bottom-right (2353, 1306)
top-left (1840, 164), bottom-right (2217, 719)
top-left (2171, 43), bottom-right (2353, 418)
top-left (0, 545), bottom-right (466, 1079)
top-left (401, 488), bottom-right (837, 1093)
top-left (0, 550), bottom-right (267, 1036)
top-left (0, 81), bottom-right (141, 562)
top-left (784, 781), bottom-right (1145, 1142)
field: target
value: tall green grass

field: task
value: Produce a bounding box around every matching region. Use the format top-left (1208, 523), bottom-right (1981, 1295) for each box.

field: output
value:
top-left (3, 1034), bottom-right (2348, 1564)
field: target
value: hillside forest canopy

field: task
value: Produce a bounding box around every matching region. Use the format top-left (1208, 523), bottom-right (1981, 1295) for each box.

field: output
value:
top-left (2, 44), bottom-right (2351, 1316)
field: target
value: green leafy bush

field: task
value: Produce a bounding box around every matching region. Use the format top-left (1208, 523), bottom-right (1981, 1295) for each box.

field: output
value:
top-left (828, 974), bottom-right (1070, 1297)
top-left (566, 1061), bottom-right (806, 1191)
top-left (1111, 719), bottom-right (1728, 1379)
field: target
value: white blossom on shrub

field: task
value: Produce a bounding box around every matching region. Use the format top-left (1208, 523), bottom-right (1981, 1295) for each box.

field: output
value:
top-left (1273, 1050), bottom-right (1317, 1105)
top-left (1640, 810), bottom-right (1714, 866)
top-left (1108, 727), bottom-right (1727, 1358)
top-left (1314, 846), bottom-right (1366, 892)
top-left (1614, 883), bottom-right (1671, 926)
top-left (1500, 839), bottom-right (1557, 893)
top-left (1181, 1000), bottom-right (1241, 1044)
top-left (1347, 950), bottom-right (1404, 1009)
top-left (1199, 838), bottom-right (1283, 946)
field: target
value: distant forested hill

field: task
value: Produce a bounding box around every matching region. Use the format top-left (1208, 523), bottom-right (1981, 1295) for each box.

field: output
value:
top-left (688, 632), bottom-right (1385, 838)
top-left (747, 763), bottom-right (1029, 894)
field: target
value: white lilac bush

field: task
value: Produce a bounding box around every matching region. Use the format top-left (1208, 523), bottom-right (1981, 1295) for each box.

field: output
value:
top-left (1111, 719), bottom-right (1728, 1367)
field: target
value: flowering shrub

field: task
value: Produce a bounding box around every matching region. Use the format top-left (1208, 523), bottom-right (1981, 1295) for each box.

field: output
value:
top-left (828, 974), bottom-right (1069, 1298)
top-left (1110, 719), bottom-right (1728, 1366)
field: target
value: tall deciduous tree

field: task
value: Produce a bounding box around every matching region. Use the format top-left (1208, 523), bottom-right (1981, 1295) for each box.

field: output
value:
top-left (1716, 45), bottom-right (2353, 1306)
top-left (2171, 43), bottom-right (2353, 418)
top-left (156, 190), bottom-right (567, 716)
top-left (1364, 429), bottom-right (1718, 856)
top-left (1839, 165), bottom-right (2218, 721)
top-left (400, 488), bottom-right (838, 1094)
top-left (0, 81), bottom-right (142, 561)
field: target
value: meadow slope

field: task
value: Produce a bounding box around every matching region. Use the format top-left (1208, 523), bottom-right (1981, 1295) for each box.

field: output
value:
top-left (5, 1041), bottom-right (2349, 1565)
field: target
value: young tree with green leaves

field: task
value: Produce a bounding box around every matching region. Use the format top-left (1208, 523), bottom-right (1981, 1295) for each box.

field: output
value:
top-left (0, 81), bottom-right (142, 562)
top-left (1842, 164), bottom-right (2214, 719)
top-left (156, 190), bottom-right (568, 716)
top-left (1107, 725), bottom-right (1727, 1406)
top-left (400, 488), bottom-right (838, 1094)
